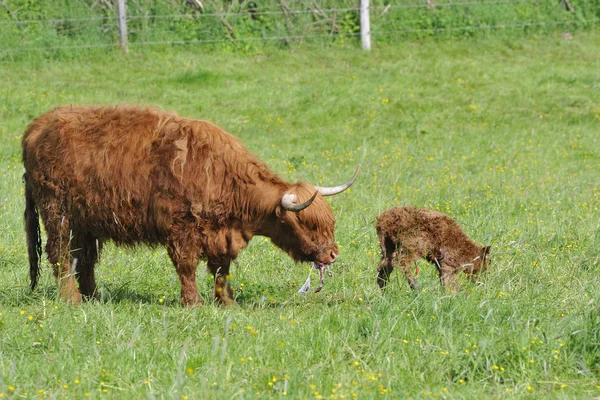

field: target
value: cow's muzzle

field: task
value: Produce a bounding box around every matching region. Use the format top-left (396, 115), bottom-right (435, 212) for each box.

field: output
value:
top-left (316, 249), bottom-right (338, 266)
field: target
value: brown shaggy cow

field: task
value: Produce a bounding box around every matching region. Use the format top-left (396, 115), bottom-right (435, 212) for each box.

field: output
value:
top-left (376, 206), bottom-right (491, 290)
top-left (22, 105), bottom-right (359, 306)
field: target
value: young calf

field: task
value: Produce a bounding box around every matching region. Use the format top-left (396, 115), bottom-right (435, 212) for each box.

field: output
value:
top-left (376, 206), bottom-right (491, 290)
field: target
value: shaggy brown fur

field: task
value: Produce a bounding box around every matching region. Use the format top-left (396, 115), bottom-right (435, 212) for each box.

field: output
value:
top-left (22, 105), bottom-right (352, 306)
top-left (376, 207), bottom-right (491, 290)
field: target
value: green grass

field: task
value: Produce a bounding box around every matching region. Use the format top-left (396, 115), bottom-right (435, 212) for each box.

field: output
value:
top-left (1, 34), bottom-right (600, 399)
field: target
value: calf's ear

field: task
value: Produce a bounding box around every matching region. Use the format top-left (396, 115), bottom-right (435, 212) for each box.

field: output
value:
top-left (483, 245), bottom-right (491, 260)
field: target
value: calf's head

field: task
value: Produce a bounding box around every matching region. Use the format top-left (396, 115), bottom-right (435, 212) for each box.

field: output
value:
top-left (463, 245), bottom-right (492, 281)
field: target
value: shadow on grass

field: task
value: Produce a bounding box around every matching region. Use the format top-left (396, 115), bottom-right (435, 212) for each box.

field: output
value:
top-left (2, 282), bottom-right (161, 307)
top-left (5, 279), bottom-right (450, 310)
top-left (5, 281), bottom-right (406, 309)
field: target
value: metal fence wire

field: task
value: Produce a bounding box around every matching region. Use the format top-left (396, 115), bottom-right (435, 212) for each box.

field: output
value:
top-left (0, 0), bottom-right (598, 53)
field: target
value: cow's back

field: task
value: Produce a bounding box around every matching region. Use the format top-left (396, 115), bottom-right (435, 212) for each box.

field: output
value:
top-left (22, 105), bottom-right (177, 243)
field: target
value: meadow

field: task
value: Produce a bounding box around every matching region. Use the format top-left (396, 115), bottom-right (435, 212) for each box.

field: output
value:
top-left (0, 33), bottom-right (599, 399)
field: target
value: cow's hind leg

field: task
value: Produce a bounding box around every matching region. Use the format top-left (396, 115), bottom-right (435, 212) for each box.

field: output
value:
top-left (207, 257), bottom-right (236, 306)
top-left (71, 233), bottom-right (101, 300)
top-left (43, 210), bottom-right (81, 304)
top-left (167, 227), bottom-right (203, 307)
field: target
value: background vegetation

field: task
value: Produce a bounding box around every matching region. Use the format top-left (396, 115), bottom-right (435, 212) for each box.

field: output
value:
top-left (1, 0), bottom-right (599, 57)
top-left (0, 2), bottom-right (599, 398)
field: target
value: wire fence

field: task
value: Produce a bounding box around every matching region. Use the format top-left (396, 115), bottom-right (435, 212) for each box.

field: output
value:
top-left (0, 0), bottom-right (536, 25)
top-left (2, 18), bottom-right (599, 53)
top-left (0, 0), bottom-right (597, 54)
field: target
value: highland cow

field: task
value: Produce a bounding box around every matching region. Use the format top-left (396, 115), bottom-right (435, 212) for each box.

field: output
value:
top-left (22, 105), bottom-right (359, 306)
top-left (376, 206), bottom-right (491, 290)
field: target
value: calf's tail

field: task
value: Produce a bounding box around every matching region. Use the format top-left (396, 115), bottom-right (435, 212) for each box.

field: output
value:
top-left (24, 173), bottom-right (42, 290)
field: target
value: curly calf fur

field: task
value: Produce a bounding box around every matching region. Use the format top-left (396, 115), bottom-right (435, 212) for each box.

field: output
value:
top-left (376, 206), bottom-right (491, 290)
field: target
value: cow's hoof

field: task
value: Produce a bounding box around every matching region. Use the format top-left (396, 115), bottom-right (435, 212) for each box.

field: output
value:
top-left (61, 291), bottom-right (82, 305)
top-left (181, 296), bottom-right (204, 307)
top-left (217, 297), bottom-right (237, 307)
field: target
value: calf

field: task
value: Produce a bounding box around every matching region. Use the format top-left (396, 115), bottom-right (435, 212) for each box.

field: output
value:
top-left (376, 206), bottom-right (491, 290)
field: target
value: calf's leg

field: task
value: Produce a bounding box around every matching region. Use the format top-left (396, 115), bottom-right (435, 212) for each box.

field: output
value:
top-left (438, 262), bottom-right (459, 291)
top-left (376, 257), bottom-right (394, 289)
top-left (377, 234), bottom-right (397, 289)
top-left (397, 252), bottom-right (419, 290)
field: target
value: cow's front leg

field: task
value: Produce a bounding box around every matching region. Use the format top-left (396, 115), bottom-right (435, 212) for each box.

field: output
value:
top-left (167, 231), bottom-right (203, 307)
top-left (208, 257), bottom-right (236, 306)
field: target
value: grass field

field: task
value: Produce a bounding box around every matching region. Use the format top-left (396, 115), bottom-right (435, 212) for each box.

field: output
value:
top-left (1, 34), bottom-right (599, 399)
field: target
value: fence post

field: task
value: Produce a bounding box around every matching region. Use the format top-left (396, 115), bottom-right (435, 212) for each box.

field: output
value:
top-left (360, 0), bottom-right (371, 50)
top-left (117, 0), bottom-right (128, 52)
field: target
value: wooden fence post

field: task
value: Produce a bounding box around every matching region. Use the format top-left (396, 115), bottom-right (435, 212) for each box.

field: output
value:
top-left (360, 0), bottom-right (371, 50)
top-left (117, 0), bottom-right (128, 52)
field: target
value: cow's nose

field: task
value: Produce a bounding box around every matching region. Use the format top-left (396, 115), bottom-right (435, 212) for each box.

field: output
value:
top-left (330, 251), bottom-right (338, 263)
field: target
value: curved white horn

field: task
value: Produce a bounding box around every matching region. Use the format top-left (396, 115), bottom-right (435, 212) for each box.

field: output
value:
top-left (281, 191), bottom-right (318, 212)
top-left (315, 165), bottom-right (361, 197)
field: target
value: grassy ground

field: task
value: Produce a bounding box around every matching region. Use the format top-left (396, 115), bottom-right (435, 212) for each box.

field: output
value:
top-left (1, 34), bottom-right (599, 399)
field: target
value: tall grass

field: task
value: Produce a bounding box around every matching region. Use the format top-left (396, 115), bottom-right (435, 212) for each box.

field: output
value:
top-left (0, 33), bottom-right (599, 398)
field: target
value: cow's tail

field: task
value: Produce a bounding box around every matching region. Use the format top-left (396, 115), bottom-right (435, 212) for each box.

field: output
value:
top-left (24, 172), bottom-right (42, 290)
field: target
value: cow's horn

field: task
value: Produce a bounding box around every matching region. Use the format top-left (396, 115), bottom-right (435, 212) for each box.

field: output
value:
top-left (315, 165), bottom-right (361, 196)
top-left (281, 191), bottom-right (318, 212)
